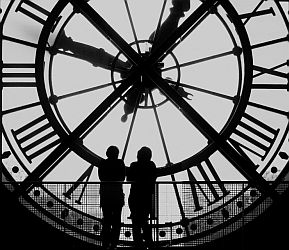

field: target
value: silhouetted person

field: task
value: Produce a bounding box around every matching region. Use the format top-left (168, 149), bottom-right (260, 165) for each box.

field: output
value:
top-left (98, 146), bottom-right (126, 250)
top-left (127, 147), bottom-right (157, 249)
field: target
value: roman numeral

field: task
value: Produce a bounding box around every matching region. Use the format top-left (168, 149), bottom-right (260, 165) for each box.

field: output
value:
top-left (186, 159), bottom-right (229, 211)
top-left (252, 81), bottom-right (289, 90)
top-left (240, 7), bottom-right (275, 23)
top-left (15, 0), bottom-right (61, 30)
top-left (253, 63), bottom-right (289, 90)
top-left (16, 0), bottom-right (50, 25)
top-left (240, 0), bottom-right (274, 25)
top-left (11, 115), bottom-right (61, 163)
top-left (1, 63), bottom-right (36, 87)
top-left (229, 112), bottom-right (280, 161)
top-left (2, 151), bottom-right (12, 159)
top-left (63, 165), bottom-right (95, 204)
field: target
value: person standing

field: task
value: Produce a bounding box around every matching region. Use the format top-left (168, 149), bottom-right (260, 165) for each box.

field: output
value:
top-left (127, 147), bottom-right (157, 249)
top-left (98, 146), bottom-right (126, 250)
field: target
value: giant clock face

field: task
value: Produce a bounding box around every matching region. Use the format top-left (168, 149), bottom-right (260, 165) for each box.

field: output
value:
top-left (1, 0), bottom-right (289, 248)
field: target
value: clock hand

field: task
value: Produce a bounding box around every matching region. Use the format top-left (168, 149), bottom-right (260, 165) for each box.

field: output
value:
top-left (148, 0), bottom-right (220, 64)
top-left (67, 0), bottom-right (219, 69)
top-left (53, 30), bottom-right (130, 72)
top-left (69, 0), bottom-right (142, 66)
top-left (150, 0), bottom-right (191, 50)
top-left (121, 0), bottom-right (193, 122)
top-left (67, 0), bottom-right (216, 70)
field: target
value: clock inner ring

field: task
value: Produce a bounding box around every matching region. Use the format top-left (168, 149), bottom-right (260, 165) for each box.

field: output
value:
top-left (110, 40), bottom-right (189, 112)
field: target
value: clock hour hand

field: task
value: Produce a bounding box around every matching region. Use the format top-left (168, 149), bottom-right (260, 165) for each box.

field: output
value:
top-left (54, 30), bottom-right (130, 72)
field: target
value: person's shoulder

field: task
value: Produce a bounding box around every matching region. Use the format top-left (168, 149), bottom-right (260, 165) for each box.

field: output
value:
top-left (149, 161), bottom-right (157, 168)
top-left (116, 158), bottom-right (125, 163)
top-left (130, 161), bottom-right (138, 168)
top-left (98, 159), bottom-right (106, 167)
top-left (116, 159), bottom-right (126, 167)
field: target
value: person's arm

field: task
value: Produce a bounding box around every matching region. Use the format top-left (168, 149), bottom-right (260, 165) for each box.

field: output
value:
top-left (120, 160), bottom-right (126, 181)
top-left (126, 163), bottom-right (135, 182)
top-left (98, 160), bottom-right (107, 181)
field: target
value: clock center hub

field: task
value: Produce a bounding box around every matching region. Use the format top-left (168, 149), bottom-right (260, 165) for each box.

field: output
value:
top-left (139, 52), bottom-right (164, 91)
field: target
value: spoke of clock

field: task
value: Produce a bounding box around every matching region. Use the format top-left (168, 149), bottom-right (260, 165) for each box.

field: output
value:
top-left (161, 48), bottom-right (240, 73)
top-left (253, 64), bottom-right (289, 86)
top-left (248, 101), bottom-right (288, 117)
top-left (229, 112), bottom-right (280, 162)
top-left (145, 68), bottom-right (278, 199)
top-left (15, 79), bottom-right (132, 195)
top-left (15, 0), bottom-right (61, 31)
top-left (166, 78), bottom-right (234, 101)
top-left (42, 147), bottom-right (73, 182)
top-left (2, 35), bottom-right (38, 49)
top-left (122, 90), bottom-right (142, 161)
top-left (241, 0), bottom-right (267, 25)
top-left (63, 164), bottom-right (95, 204)
top-left (149, 91), bottom-right (189, 236)
top-left (11, 114), bottom-right (61, 163)
top-left (81, 94), bottom-right (124, 140)
top-left (50, 80), bottom-right (123, 103)
top-left (2, 63), bottom-right (36, 87)
top-left (187, 169), bottom-right (206, 211)
top-left (3, 35), bottom-right (53, 56)
top-left (2, 101), bottom-right (41, 116)
top-left (123, 0), bottom-right (141, 54)
top-left (149, 91), bottom-right (171, 164)
top-left (251, 35), bottom-right (289, 50)
top-left (187, 160), bottom-right (229, 211)
top-left (149, 0), bottom-right (168, 48)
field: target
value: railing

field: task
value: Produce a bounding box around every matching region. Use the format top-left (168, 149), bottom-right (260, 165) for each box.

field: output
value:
top-left (2, 181), bottom-right (289, 248)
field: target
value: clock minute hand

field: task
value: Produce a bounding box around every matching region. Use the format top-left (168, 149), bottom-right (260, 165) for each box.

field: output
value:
top-left (148, 0), bottom-right (219, 65)
top-left (150, 0), bottom-right (190, 50)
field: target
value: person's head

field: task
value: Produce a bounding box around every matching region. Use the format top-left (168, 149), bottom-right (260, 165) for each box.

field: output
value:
top-left (106, 146), bottom-right (119, 159)
top-left (137, 146), bottom-right (152, 162)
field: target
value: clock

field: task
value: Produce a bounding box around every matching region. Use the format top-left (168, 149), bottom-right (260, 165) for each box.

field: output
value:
top-left (1, 0), bottom-right (289, 248)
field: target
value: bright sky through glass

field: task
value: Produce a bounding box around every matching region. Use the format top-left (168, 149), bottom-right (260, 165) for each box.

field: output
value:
top-left (48, 0), bottom-right (243, 181)
top-left (2, 0), bottom-right (288, 185)
top-left (1, 0), bottom-right (288, 227)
